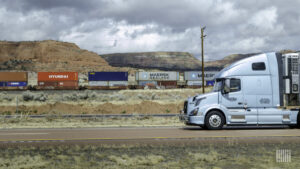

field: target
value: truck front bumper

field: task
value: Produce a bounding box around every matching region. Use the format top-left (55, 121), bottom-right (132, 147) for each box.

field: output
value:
top-left (179, 113), bottom-right (189, 122)
top-left (179, 113), bottom-right (204, 125)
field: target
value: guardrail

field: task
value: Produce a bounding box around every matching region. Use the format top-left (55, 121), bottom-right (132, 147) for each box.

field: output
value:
top-left (0, 114), bottom-right (179, 119)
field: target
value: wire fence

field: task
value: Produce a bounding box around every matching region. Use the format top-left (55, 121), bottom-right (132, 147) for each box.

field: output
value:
top-left (0, 114), bottom-right (179, 119)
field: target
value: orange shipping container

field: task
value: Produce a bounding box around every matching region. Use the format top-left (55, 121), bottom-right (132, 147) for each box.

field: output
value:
top-left (0, 72), bottom-right (27, 82)
top-left (38, 72), bottom-right (78, 82)
top-left (57, 81), bottom-right (78, 87)
top-left (38, 81), bottom-right (58, 86)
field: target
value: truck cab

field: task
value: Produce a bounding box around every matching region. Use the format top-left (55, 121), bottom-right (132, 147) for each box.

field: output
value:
top-left (180, 52), bottom-right (300, 129)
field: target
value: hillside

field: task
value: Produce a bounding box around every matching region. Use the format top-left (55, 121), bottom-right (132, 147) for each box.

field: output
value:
top-left (0, 40), bottom-right (297, 73)
top-left (205, 53), bottom-right (260, 69)
top-left (0, 40), bottom-right (118, 73)
top-left (102, 52), bottom-right (204, 71)
top-left (206, 50), bottom-right (299, 70)
top-left (101, 52), bottom-right (266, 71)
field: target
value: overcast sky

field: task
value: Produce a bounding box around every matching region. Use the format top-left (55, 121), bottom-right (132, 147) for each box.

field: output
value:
top-left (0, 0), bottom-right (300, 60)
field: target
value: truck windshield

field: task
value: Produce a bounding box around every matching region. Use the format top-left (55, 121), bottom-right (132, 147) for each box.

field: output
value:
top-left (213, 80), bottom-right (223, 92)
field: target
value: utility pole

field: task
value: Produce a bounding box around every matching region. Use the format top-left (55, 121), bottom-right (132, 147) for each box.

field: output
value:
top-left (201, 26), bottom-right (206, 94)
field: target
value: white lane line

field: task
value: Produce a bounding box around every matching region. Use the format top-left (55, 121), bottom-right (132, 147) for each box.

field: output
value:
top-left (0, 133), bottom-right (49, 136)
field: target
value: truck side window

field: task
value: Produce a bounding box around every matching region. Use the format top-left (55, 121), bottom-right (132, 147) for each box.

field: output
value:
top-left (230, 79), bottom-right (241, 92)
top-left (252, 62), bottom-right (266, 71)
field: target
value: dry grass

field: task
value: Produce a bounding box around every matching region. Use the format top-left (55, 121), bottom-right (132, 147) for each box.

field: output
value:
top-left (0, 116), bottom-right (183, 129)
top-left (1, 143), bottom-right (300, 169)
top-left (0, 88), bottom-right (212, 115)
top-left (0, 155), bottom-right (48, 169)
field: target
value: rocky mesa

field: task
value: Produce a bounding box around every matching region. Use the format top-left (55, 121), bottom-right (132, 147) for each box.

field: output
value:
top-left (102, 52), bottom-right (204, 71)
top-left (0, 40), bottom-right (118, 73)
top-left (102, 50), bottom-right (300, 71)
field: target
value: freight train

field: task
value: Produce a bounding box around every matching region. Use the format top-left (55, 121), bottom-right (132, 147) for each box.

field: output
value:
top-left (0, 71), bottom-right (218, 90)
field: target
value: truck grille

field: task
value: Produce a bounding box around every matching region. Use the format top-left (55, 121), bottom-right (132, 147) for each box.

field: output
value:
top-left (183, 101), bottom-right (188, 114)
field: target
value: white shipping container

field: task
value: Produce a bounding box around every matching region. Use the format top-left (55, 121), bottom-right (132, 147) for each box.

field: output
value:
top-left (136, 72), bottom-right (179, 81)
top-left (89, 81), bottom-right (108, 86)
top-left (184, 71), bottom-right (218, 81)
top-left (187, 81), bottom-right (203, 86)
top-left (109, 81), bottom-right (128, 86)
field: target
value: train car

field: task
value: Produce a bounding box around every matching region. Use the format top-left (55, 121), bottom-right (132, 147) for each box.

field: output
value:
top-left (89, 72), bottom-right (128, 81)
top-left (206, 80), bottom-right (215, 86)
top-left (136, 72), bottom-right (179, 89)
top-left (89, 81), bottom-right (108, 87)
top-left (0, 82), bottom-right (5, 87)
top-left (184, 71), bottom-right (217, 88)
top-left (187, 81), bottom-right (202, 86)
top-left (157, 81), bottom-right (177, 89)
top-left (37, 72), bottom-right (78, 90)
top-left (88, 72), bottom-right (128, 90)
top-left (138, 81), bottom-right (157, 86)
top-left (0, 72), bottom-right (28, 90)
top-left (184, 71), bottom-right (217, 81)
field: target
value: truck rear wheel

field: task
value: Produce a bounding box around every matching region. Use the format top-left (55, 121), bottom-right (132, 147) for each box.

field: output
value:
top-left (205, 111), bottom-right (225, 130)
top-left (290, 111), bottom-right (300, 129)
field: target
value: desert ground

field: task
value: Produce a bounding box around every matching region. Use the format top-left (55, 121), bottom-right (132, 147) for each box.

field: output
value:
top-left (1, 87), bottom-right (299, 169)
top-left (0, 88), bottom-right (210, 115)
top-left (1, 139), bottom-right (299, 169)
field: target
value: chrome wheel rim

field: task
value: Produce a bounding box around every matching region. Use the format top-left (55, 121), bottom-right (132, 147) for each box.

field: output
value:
top-left (209, 115), bottom-right (221, 128)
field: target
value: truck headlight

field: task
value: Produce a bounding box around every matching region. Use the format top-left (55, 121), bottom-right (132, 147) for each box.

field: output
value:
top-left (190, 108), bottom-right (199, 116)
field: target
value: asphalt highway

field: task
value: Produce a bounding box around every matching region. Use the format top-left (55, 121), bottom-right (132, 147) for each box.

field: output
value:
top-left (1, 126), bottom-right (300, 144)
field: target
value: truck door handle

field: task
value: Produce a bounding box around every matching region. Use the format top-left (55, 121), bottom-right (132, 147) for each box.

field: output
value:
top-left (238, 102), bottom-right (243, 105)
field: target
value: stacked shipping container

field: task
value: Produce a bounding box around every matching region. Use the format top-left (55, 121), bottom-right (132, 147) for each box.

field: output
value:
top-left (136, 72), bottom-right (179, 88)
top-left (184, 71), bottom-right (217, 87)
top-left (0, 72), bottom-right (28, 89)
top-left (0, 71), bottom-right (218, 90)
top-left (37, 72), bottom-right (78, 89)
top-left (88, 72), bottom-right (128, 87)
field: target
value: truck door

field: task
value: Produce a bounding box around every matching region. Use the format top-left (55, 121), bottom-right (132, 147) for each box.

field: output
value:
top-left (255, 76), bottom-right (282, 124)
top-left (220, 78), bottom-right (257, 125)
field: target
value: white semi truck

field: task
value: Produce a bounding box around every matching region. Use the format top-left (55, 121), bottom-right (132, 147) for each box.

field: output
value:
top-left (179, 52), bottom-right (300, 129)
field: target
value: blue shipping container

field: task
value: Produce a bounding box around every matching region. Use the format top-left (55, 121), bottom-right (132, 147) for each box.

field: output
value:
top-left (206, 80), bottom-right (215, 86)
top-left (89, 72), bottom-right (128, 81)
top-left (0, 82), bottom-right (6, 87)
top-left (6, 82), bottom-right (27, 87)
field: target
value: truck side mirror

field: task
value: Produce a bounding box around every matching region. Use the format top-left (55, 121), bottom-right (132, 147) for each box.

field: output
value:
top-left (221, 79), bottom-right (230, 94)
top-left (224, 85), bottom-right (230, 94)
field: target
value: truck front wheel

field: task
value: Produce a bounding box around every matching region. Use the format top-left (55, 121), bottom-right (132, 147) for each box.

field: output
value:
top-left (205, 111), bottom-right (225, 130)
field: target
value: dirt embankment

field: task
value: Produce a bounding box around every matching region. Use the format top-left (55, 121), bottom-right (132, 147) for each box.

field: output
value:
top-left (0, 89), bottom-right (208, 115)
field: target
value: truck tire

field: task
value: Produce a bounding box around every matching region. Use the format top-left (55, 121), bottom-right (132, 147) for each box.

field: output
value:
top-left (288, 125), bottom-right (297, 129)
top-left (205, 111), bottom-right (225, 130)
top-left (200, 125), bottom-right (207, 129)
top-left (289, 112), bottom-right (300, 129)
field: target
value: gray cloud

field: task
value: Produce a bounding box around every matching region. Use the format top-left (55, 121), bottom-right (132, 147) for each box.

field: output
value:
top-left (0, 0), bottom-right (300, 60)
